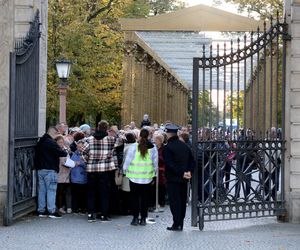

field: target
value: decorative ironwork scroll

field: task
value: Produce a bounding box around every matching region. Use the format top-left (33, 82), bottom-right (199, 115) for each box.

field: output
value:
top-left (192, 15), bottom-right (288, 230)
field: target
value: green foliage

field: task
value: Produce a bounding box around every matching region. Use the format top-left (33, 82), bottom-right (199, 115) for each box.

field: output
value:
top-left (47, 0), bottom-right (129, 126)
top-left (149, 0), bottom-right (186, 15)
top-left (123, 0), bottom-right (151, 18)
top-left (225, 91), bottom-right (244, 126)
top-left (198, 91), bottom-right (219, 127)
top-left (121, 0), bottom-right (185, 18)
top-left (47, 0), bottom-right (185, 127)
top-left (213, 0), bottom-right (283, 19)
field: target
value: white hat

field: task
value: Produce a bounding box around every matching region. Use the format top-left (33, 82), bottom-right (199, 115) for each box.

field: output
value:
top-left (79, 124), bottom-right (91, 132)
top-left (70, 127), bottom-right (80, 133)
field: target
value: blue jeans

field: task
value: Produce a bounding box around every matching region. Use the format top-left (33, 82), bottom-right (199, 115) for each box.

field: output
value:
top-left (37, 169), bottom-right (58, 214)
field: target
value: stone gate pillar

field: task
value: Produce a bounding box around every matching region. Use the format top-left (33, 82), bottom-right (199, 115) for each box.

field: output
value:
top-left (285, 0), bottom-right (300, 223)
top-left (0, 0), bottom-right (14, 218)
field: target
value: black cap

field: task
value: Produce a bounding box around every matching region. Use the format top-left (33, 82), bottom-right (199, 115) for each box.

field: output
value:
top-left (165, 124), bottom-right (179, 133)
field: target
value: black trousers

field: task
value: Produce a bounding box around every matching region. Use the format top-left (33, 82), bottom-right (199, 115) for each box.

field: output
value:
top-left (56, 183), bottom-right (72, 209)
top-left (159, 184), bottom-right (166, 207)
top-left (71, 183), bottom-right (87, 212)
top-left (87, 171), bottom-right (113, 215)
top-left (130, 181), bottom-right (151, 219)
top-left (198, 167), bottom-right (210, 203)
top-left (264, 167), bottom-right (280, 201)
top-left (109, 175), bottom-right (120, 215)
top-left (235, 160), bottom-right (252, 198)
top-left (223, 161), bottom-right (232, 190)
top-left (148, 179), bottom-right (156, 208)
top-left (119, 190), bottom-right (131, 215)
top-left (167, 181), bottom-right (188, 228)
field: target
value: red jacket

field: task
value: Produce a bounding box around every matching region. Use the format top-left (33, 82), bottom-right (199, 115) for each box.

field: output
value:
top-left (158, 146), bottom-right (166, 185)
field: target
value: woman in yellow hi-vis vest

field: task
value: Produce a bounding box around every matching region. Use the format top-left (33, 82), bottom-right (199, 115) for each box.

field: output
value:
top-left (123, 129), bottom-right (158, 226)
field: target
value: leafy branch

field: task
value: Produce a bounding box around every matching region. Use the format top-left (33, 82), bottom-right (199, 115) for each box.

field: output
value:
top-left (87, 0), bottom-right (115, 22)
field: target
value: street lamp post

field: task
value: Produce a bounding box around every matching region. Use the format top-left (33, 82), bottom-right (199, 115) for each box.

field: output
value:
top-left (55, 59), bottom-right (72, 124)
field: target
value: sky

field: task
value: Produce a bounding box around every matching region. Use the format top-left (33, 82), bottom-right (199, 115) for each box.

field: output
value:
top-left (184, 0), bottom-right (241, 16)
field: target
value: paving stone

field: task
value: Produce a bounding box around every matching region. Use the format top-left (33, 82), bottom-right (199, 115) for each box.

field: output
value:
top-left (0, 207), bottom-right (299, 250)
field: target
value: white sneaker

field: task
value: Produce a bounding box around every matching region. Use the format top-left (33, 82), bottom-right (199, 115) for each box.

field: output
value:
top-left (67, 208), bottom-right (72, 214)
top-left (49, 212), bottom-right (62, 219)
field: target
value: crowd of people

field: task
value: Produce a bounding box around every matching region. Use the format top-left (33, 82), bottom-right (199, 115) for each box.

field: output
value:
top-left (35, 115), bottom-right (194, 231)
top-left (34, 113), bottom-right (282, 231)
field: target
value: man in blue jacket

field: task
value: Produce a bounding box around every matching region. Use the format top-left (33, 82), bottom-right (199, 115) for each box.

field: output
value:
top-left (35, 126), bottom-right (68, 218)
top-left (163, 124), bottom-right (195, 231)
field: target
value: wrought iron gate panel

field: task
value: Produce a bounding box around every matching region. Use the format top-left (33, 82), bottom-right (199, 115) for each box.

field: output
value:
top-left (4, 11), bottom-right (40, 226)
top-left (191, 16), bottom-right (289, 230)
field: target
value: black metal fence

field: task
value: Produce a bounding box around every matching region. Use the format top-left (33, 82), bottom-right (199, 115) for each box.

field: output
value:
top-left (4, 11), bottom-right (40, 226)
top-left (191, 16), bottom-right (289, 230)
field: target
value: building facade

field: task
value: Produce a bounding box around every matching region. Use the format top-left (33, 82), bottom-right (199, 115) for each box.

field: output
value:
top-left (121, 32), bottom-right (189, 126)
top-left (285, 0), bottom-right (300, 223)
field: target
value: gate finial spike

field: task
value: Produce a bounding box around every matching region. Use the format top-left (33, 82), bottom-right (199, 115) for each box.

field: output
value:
top-left (263, 20), bottom-right (267, 33)
top-left (270, 15), bottom-right (273, 26)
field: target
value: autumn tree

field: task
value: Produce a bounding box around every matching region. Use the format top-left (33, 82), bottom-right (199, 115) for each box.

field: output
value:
top-left (214, 0), bottom-right (283, 18)
top-left (47, 0), bottom-right (185, 127)
top-left (47, 0), bottom-right (130, 127)
top-left (225, 92), bottom-right (244, 126)
top-left (149, 0), bottom-right (186, 15)
top-left (124, 0), bottom-right (185, 17)
top-left (198, 91), bottom-right (219, 127)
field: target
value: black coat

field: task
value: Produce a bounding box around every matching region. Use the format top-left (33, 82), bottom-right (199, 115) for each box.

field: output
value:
top-left (140, 119), bottom-right (151, 128)
top-left (35, 133), bottom-right (68, 172)
top-left (70, 141), bottom-right (77, 153)
top-left (163, 136), bottom-right (195, 183)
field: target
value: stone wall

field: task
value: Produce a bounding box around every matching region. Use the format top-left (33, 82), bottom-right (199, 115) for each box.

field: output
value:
top-left (38, 0), bottom-right (48, 136)
top-left (285, 0), bottom-right (300, 223)
top-left (0, 0), bottom-right (14, 217)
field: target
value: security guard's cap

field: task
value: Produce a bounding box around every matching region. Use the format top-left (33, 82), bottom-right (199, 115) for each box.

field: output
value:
top-left (165, 124), bottom-right (179, 133)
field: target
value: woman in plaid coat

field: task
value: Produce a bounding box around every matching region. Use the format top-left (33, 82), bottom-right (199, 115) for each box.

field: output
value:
top-left (82, 120), bottom-right (123, 222)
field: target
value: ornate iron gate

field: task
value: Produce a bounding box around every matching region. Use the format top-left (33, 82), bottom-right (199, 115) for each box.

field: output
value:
top-left (191, 16), bottom-right (290, 230)
top-left (3, 11), bottom-right (40, 226)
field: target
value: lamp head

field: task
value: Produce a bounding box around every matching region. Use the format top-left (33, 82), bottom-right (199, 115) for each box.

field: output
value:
top-left (55, 59), bottom-right (72, 80)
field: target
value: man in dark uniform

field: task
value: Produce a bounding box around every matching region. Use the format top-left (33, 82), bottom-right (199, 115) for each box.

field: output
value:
top-left (163, 124), bottom-right (195, 231)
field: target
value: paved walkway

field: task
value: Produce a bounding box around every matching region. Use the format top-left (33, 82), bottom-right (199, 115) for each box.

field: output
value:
top-left (0, 207), bottom-right (300, 250)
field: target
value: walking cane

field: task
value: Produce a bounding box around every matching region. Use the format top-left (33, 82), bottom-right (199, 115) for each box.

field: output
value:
top-left (146, 171), bottom-right (162, 224)
top-left (153, 169), bottom-right (164, 213)
top-left (187, 180), bottom-right (191, 206)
